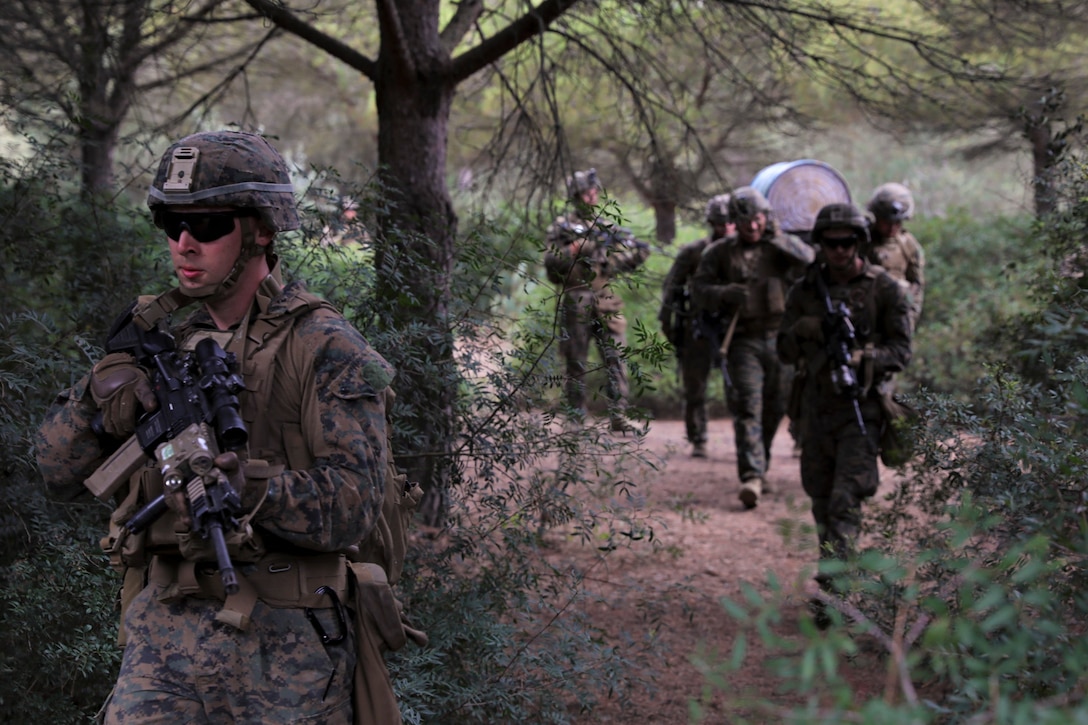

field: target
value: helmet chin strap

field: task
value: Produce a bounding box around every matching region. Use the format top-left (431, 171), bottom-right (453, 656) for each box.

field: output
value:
top-left (184, 216), bottom-right (264, 302)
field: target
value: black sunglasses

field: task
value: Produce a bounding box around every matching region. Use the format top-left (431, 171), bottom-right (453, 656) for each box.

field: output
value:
top-left (161, 210), bottom-right (257, 244)
top-left (821, 235), bottom-right (859, 250)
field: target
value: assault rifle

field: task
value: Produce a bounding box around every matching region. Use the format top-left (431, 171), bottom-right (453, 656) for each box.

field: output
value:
top-left (814, 270), bottom-right (868, 441)
top-left (86, 320), bottom-right (248, 595)
top-left (557, 220), bottom-right (650, 253)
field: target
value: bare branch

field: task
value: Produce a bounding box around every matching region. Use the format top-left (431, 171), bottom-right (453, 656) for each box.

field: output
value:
top-left (448, 0), bottom-right (580, 84)
top-left (242, 0), bottom-right (378, 79)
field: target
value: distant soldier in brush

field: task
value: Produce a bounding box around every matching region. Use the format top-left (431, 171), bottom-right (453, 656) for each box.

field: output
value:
top-left (866, 183), bottom-right (925, 332)
top-left (658, 194), bottom-right (734, 457)
top-left (544, 168), bottom-right (650, 433)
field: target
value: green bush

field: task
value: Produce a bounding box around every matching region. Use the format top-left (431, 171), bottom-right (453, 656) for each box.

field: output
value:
top-left (0, 146), bottom-right (182, 721)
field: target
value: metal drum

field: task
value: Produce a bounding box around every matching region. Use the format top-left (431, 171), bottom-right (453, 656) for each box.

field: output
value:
top-left (750, 159), bottom-right (852, 237)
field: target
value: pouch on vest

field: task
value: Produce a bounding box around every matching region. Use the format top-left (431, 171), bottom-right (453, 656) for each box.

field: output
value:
top-left (348, 561), bottom-right (426, 725)
top-left (766, 277), bottom-right (785, 315)
top-left (878, 393), bottom-right (920, 468)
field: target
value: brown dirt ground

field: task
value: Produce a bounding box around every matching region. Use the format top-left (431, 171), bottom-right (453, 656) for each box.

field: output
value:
top-left (540, 417), bottom-right (904, 724)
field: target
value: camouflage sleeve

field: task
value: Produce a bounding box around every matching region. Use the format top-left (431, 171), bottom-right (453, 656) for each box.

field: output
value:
top-left (905, 232), bottom-right (925, 318)
top-left (255, 311), bottom-right (393, 552)
top-left (659, 255), bottom-right (683, 325)
top-left (873, 273), bottom-right (913, 376)
top-left (777, 276), bottom-right (807, 366)
top-left (691, 239), bottom-right (737, 313)
top-left (543, 215), bottom-right (596, 285)
top-left (771, 231), bottom-right (816, 268)
top-left (34, 373), bottom-right (109, 501)
top-left (602, 236), bottom-right (649, 277)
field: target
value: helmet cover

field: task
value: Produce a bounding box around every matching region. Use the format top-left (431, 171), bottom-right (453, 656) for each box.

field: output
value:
top-left (867, 182), bottom-right (914, 222)
top-left (728, 186), bottom-right (772, 220)
top-left (705, 194), bottom-right (731, 225)
top-left (148, 130), bottom-right (299, 233)
top-left (812, 202), bottom-right (871, 248)
top-left (566, 168), bottom-right (600, 200)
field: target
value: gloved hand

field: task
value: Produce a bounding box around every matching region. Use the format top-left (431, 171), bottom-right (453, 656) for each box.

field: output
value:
top-left (792, 316), bottom-right (824, 343)
top-left (90, 352), bottom-right (157, 438)
top-left (215, 452), bottom-right (269, 512)
top-left (161, 452), bottom-right (267, 529)
top-left (721, 283), bottom-right (749, 307)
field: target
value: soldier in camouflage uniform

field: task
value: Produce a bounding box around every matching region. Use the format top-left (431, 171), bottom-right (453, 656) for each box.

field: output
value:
top-left (658, 194), bottom-right (734, 457)
top-left (778, 203), bottom-right (912, 625)
top-left (544, 168), bottom-right (651, 432)
top-left (35, 131), bottom-right (409, 723)
top-left (866, 183), bottom-right (925, 332)
top-left (692, 187), bottom-right (814, 508)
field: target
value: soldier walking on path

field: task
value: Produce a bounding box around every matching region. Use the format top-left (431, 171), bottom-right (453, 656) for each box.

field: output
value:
top-left (866, 182), bottom-right (925, 332)
top-left (778, 203), bottom-right (913, 627)
top-left (692, 187), bottom-right (814, 509)
top-left (658, 194), bottom-right (734, 458)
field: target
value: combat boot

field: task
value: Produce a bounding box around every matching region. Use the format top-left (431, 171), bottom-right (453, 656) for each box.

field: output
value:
top-left (691, 441), bottom-right (707, 458)
top-left (808, 596), bottom-right (833, 630)
top-left (738, 477), bottom-right (762, 509)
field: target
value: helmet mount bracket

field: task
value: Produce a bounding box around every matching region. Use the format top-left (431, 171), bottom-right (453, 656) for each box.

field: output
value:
top-left (163, 147), bottom-right (200, 193)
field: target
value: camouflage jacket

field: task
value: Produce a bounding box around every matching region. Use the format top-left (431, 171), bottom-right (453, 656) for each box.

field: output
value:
top-left (691, 230), bottom-right (814, 336)
top-left (544, 209), bottom-right (650, 312)
top-left (867, 229), bottom-right (924, 328)
top-left (658, 236), bottom-right (713, 333)
top-left (778, 260), bottom-right (912, 411)
top-left (35, 266), bottom-right (394, 554)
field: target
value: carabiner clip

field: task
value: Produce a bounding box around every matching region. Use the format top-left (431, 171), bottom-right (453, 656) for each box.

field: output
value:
top-left (305, 585), bottom-right (347, 645)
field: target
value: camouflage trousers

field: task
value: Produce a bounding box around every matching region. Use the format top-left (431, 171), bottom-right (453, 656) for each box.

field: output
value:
top-left (559, 293), bottom-right (629, 413)
top-left (726, 333), bottom-right (790, 483)
top-left (104, 583), bottom-right (355, 724)
top-left (798, 396), bottom-right (883, 578)
top-left (678, 323), bottom-right (714, 444)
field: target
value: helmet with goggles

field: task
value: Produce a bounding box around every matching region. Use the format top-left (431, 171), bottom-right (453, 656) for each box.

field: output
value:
top-left (811, 203), bottom-right (870, 250)
top-left (867, 182), bottom-right (914, 222)
top-left (147, 130), bottom-right (299, 233)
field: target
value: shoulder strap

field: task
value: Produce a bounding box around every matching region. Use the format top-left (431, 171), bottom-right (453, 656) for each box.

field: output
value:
top-left (241, 278), bottom-right (338, 453)
top-left (132, 287), bottom-right (199, 331)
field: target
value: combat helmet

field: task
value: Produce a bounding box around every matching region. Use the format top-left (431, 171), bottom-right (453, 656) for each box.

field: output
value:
top-left (705, 194), bottom-right (731, 226)
top-left (147, 130), bottom-right (300, 233)
top-left (728, 186), bottom-right (772, 221)
top-left (566, 168), bottom-right (600, 201)
top-left (867, 182), bottom-right (914, 222)
top-left (811, 202), bottom-right (871, 250)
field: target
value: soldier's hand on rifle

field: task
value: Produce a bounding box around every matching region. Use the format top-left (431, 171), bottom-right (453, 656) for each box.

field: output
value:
top-left (90, 352), bottom-right (158, 438)
top-left (791, 316), bottom-right (824, 343)
top-left (721, 283), bottom-right (749, 307)
top-left (214, 451), bottom-right (269, 512)
top-left (162, 482), bottom-right (192, 529)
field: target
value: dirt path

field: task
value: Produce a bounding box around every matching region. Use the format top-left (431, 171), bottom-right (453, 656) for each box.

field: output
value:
top-left (544, 418), bottom-right (891, 723)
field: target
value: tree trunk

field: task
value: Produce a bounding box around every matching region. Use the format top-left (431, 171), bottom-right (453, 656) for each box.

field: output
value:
top-left (372, 17), bottom-right (458, 526)
top-left (79, 125), bottom-right (118, 199)
top-left (1027, 120), bottom-right (1056, 219)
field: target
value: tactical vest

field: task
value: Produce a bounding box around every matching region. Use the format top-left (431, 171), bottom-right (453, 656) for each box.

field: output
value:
top-left (99, 272), bottom-right (423, 650)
